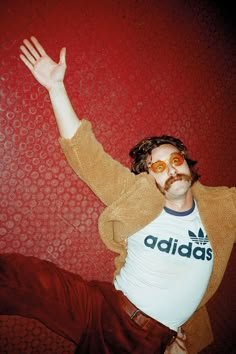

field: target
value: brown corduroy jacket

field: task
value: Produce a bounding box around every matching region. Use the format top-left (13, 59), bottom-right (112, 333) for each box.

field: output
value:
top-left (59, 120), bottom-right (235, 354)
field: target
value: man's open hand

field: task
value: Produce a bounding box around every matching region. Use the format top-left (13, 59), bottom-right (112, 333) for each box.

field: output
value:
top-left (20, 36), bottom-right (66, 91)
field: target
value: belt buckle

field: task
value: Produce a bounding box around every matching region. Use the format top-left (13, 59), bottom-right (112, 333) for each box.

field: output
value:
top-left (130, 309), bottom-right (141, 320)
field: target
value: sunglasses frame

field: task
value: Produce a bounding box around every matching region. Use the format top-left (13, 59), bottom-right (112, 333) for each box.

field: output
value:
top-left (148, 152), bottom-right (185, 174)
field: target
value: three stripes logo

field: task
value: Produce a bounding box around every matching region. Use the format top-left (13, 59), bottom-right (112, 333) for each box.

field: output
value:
top-left (188, 228), bottom-right (209, 245)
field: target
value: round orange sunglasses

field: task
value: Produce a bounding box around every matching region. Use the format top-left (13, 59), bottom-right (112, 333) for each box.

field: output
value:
top-left (148, 152), bottom-right (185, 173)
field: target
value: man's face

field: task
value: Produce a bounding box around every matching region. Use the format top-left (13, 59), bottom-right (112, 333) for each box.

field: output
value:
top-left (147, 144), bottom-right (192, 199)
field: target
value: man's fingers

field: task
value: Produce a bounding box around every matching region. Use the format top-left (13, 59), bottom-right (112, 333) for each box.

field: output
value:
top-left (22, 39), bottom-right (40, 60)
top-left (19, 36), bottom-right (48, 71)
top-left (177, 327), bottom-right (186, 340)
top-left (30, 36), bottom-right (46, 56)
top-left (20, 45), bottom-right (36, 65)
top-left (59, 47), bottom-right (66, 65)
top-left (19, 54), bottom-right (34, 72)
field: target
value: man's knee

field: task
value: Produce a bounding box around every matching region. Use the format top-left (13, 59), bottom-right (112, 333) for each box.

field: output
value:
top-left (0, 253), bottom-right (44, 286)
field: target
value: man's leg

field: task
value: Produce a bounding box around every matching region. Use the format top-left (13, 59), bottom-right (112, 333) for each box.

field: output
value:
top-left (0, 254), bottom-right (177, 353)
top-left (0, 253), bottom-right (91, 344)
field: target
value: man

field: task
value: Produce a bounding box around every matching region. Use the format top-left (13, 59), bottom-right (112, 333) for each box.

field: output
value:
top-left (0, 37), bottom-right (235, 354)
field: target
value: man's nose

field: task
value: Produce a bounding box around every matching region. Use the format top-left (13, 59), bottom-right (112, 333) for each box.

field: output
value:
top-left (167, 164), bottom-right (177, 176)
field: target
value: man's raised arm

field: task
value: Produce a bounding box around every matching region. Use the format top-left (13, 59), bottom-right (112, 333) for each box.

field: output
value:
top-left (19, 36), bottom-right (137, 206)
top-left (20, 36), bottom-right (81, 139)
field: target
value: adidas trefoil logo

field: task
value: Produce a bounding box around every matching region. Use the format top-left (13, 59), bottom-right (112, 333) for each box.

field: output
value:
top-left (188, 228), bottom-right (209, 245)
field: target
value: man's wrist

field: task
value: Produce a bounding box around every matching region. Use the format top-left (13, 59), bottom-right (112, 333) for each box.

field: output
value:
top-left (48, 81), bottom-right (66, 95)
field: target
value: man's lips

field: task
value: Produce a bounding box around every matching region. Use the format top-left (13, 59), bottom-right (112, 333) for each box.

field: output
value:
top-left (170, 177), bottom-right (182, 184)
top-left (164, 174), bottom-right (191, 191)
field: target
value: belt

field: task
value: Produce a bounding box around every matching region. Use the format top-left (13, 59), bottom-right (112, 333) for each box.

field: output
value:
top-left (117, 291), bottom-right (176, 344)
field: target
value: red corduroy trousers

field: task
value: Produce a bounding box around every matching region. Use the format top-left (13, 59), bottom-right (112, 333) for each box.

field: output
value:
top-left (0, 253), bottom-right (176, 353)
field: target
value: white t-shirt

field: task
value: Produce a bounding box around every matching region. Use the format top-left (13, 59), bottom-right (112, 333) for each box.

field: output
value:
top-left (114, 201), bottom-right (213, 331)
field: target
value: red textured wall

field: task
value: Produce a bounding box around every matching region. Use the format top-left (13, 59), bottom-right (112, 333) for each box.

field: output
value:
top-left (0, 0), bottom-right (235, 353)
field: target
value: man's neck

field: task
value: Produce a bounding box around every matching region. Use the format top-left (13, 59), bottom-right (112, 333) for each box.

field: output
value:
top-left (164, 190), bottom-right (193, 212)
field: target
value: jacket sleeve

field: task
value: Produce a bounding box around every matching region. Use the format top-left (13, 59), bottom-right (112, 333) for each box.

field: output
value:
top-left (59, 119), bottom-right (137, 206)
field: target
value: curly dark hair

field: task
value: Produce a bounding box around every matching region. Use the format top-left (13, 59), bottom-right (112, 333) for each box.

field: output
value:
top-left (129, 135), bottom-right (200, 184)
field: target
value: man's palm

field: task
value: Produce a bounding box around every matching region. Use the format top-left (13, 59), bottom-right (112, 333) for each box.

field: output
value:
top-left (32, 54), bottom-right (66, 89)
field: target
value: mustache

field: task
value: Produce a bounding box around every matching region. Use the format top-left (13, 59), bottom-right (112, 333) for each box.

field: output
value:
top-left (164, 173), bottom-right (192, 191)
